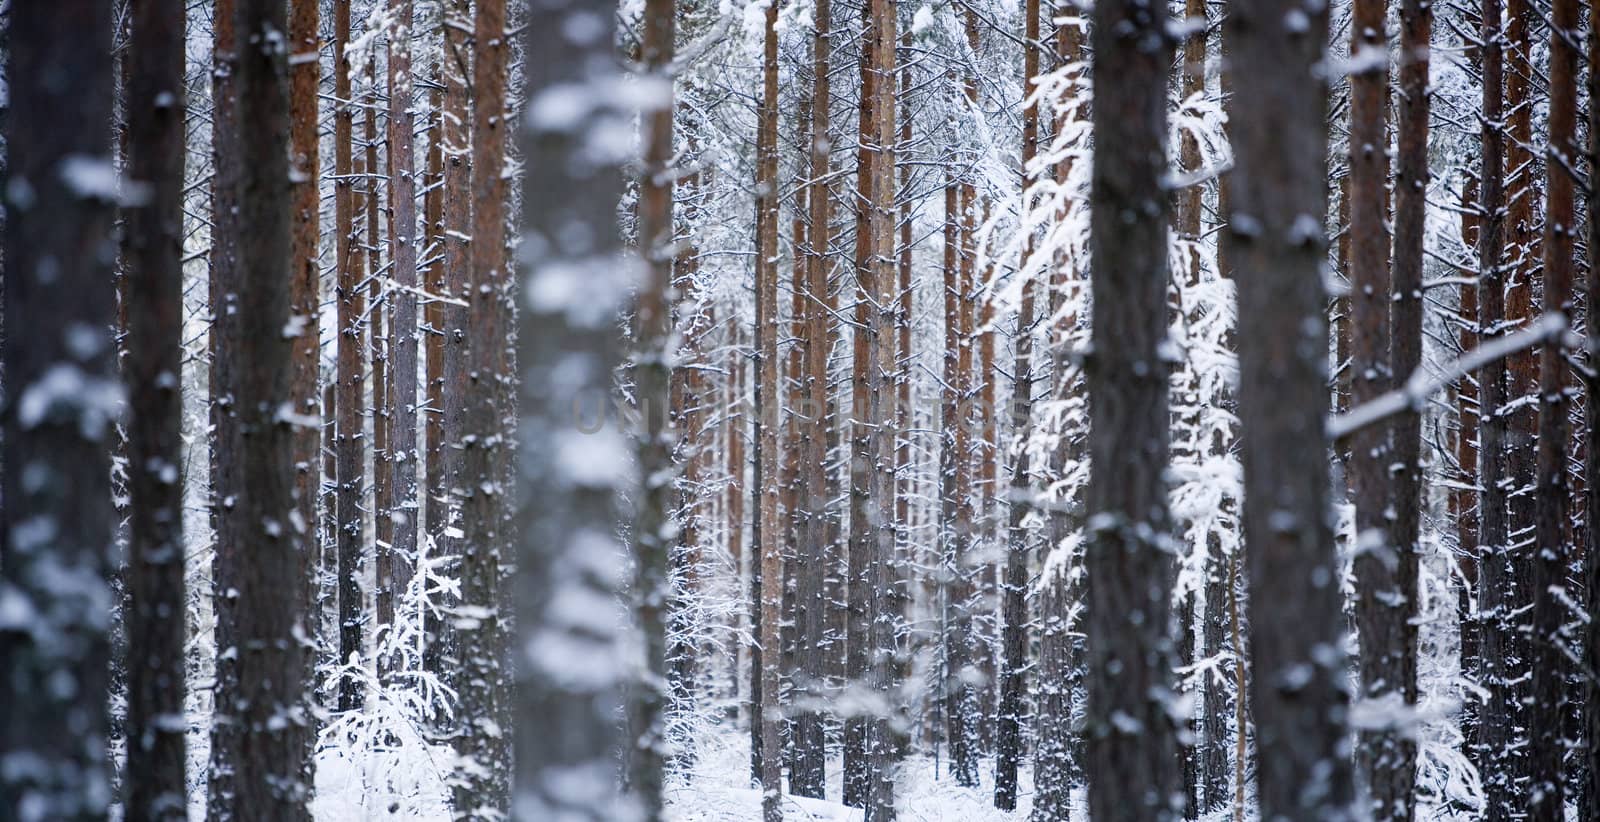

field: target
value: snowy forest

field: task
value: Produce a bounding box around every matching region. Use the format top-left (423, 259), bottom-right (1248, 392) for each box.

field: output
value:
top-left (9, 0), bottom-right (1600, 817)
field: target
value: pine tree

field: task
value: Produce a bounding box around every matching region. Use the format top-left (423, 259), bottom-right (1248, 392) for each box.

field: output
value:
top-left (1227, 0), bottom-right (1355, 816)
top-left (386, 0), bottom-right (421, 630)
top-left (455, 0), bottom-right (512, 812)
top-left (513, 0), bottom-right (629, 815)
top-left (123, 0), bottom-right (189, 813)
top-left (332, 0), bottom-right (366, 713)
top-left (1082, 0), bottom-right (1180, 815)
top-left (1528, 0), bottom-right (1581, 812)
top-left (0, 1), bottom-right (117, 816)
top-left (227, 0), bottom-right (313, 813)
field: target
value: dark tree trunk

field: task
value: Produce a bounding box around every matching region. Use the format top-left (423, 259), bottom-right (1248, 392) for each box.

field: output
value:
top-left (0, 0), bottom-right (116, 816)
top-left (1082, 0), bottom-right (1179, 816)
top-left (227, 0), bottom-right (312, 814)
top-left (123, 0), bottom-right (189, 814)
top-left (454, 0), bottom-right (512, 813)
top-left (1380, 0), bottom-right (1433, 814)
top-left (1583, 1), bottom-right (1600, 814)
top-left (513, 0), bottom-right (629, 817)
top-left (1226, 0), bottom-right (1356, 818)
top-left (1474, 0), bottom-right (1518, 811)
top-left (207, 0), bottom-right (241, 813)
top-left (1529, 0), bottom-right (1581, 814)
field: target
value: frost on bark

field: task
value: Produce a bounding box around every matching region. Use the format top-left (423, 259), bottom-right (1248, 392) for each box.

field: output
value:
top-left (1081, 0), bottom-right (1180, 816)
top-left (123, 0), bottom-right (189, 814)
top-left (1582, 1), bottom-right (1600, 814)
top-left (1226, 0), bottom-right (1354, 818)
top-left (0, 0), bottom-right (117, 817)
top-left (512, 0), bottom-right (630, 818)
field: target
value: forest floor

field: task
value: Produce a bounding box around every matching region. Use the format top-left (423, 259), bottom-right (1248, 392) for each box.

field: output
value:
top-left (664, 718), bottom-right (1059, 821)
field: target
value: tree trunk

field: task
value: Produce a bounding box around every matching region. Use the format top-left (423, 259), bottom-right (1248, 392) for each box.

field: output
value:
top-left (370, 53), bottom-right (394, 633)
top-left (789, 0), bottom-right (835, 797)
top-left (386, 0), bottom-right (420, 632)
top-left (207, 0), bottom-right (242, 812)
top-left (513, 0), bottom-right (629, 816)
top-left (1082, 0), bottom-right (1179, 816)
top-left (1380, 0), bottom-right (1432, 813)
top-left (753, 0), bottom-right (783, 817)
top-left (844, 0), bottom-right (878, 802)
top-left (332, 0), bottom-right (366, 713)
top-left (1528, 0), bottom-right (1581, 813)
top-left (0, 1), bottom-right (116, 816)
top-left (228, 0), bottom-right (313, 813)
top-left (454, 0), bottom-right (512, 813)
top-left (1474, 0), bottom-right (1517, 811)
top-left (632, 0), bottom-right (676, 813)
top-left (432, 0), bottom-right (473, 682)
top-left (123, 0), bottom-right (188, 814)
top-left (1583, 2), bottom-right (1600, 813)
top-left (288, 0), bottom-right (321, 680)
top-left (994, 0), bottom-right (1041, 807)
top-left (1225, 0), bottom-right (1356, 818)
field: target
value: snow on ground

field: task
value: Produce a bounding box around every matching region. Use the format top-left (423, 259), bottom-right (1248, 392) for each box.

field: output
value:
top-left (666, 719), bottom-right (1064, 821)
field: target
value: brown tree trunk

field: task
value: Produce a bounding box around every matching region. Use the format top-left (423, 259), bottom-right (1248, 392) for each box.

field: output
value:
top-left (753, 0), bottom-right (783, 816)
top-left (369, 55), bottom-right (394, 633)
top-left (843, 0), bottom-right (879, 802)
top-left (632, 0), bottom-right (676, 813)
top-left (332, 0), bottom-right (367, 713)
top-left (433, 0), bottom-right (473, 680)
top-left (454, 0), bottom-right (513, 810)
top-left (789, 0), bottom-right (834, 797)
top-left (1226, 0), bottom-right (1355, 816)
top-left (123, 0), bottom-right (188, 814)
top-left (1528, 0), bottom-right (1581, 813)
top-left (288, 0), bottom-right (321, 669)
top-left (228, 0), bottom-right (312, 813)
top-left (1, 0), bottom-right (116, 816)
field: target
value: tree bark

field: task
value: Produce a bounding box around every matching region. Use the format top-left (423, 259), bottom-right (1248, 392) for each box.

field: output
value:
top-left (1583, 2), bottom-right (1600, 814)
top-left (207, 0), bottom-right (242, 812)
top-left (227, 0), bottom-right (313, 814)
top-left (123, 0), bottom-right (188, 814)
top-left (386, 0), bottom-right (420, 632)
top-left (1226, 0), bottom-right (1356, 817)
top-left (454, 0), bottom-right (512, 814)
top-left (1528, 0), bottom-right (1581, 813)
top-left (0, 1), bottom-right (116, 816)
top-left (632, 0), bottom-right (676, 813)
top-left (994, 0), bottom-right (1041, 807)
top-left (332, 0), bottom-right (366, 713)
top-left (1082, 0), bottom-right (1180, 816)
top-left (753, 0), bottom-right (783, 817)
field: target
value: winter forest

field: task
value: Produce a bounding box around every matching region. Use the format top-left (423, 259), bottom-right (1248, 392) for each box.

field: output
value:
top-left (11, 0), bottom-right (1600, 816)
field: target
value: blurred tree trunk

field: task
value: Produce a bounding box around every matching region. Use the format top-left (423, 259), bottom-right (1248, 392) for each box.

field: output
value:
top-left (0, 0), bottom-right (116, 816)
